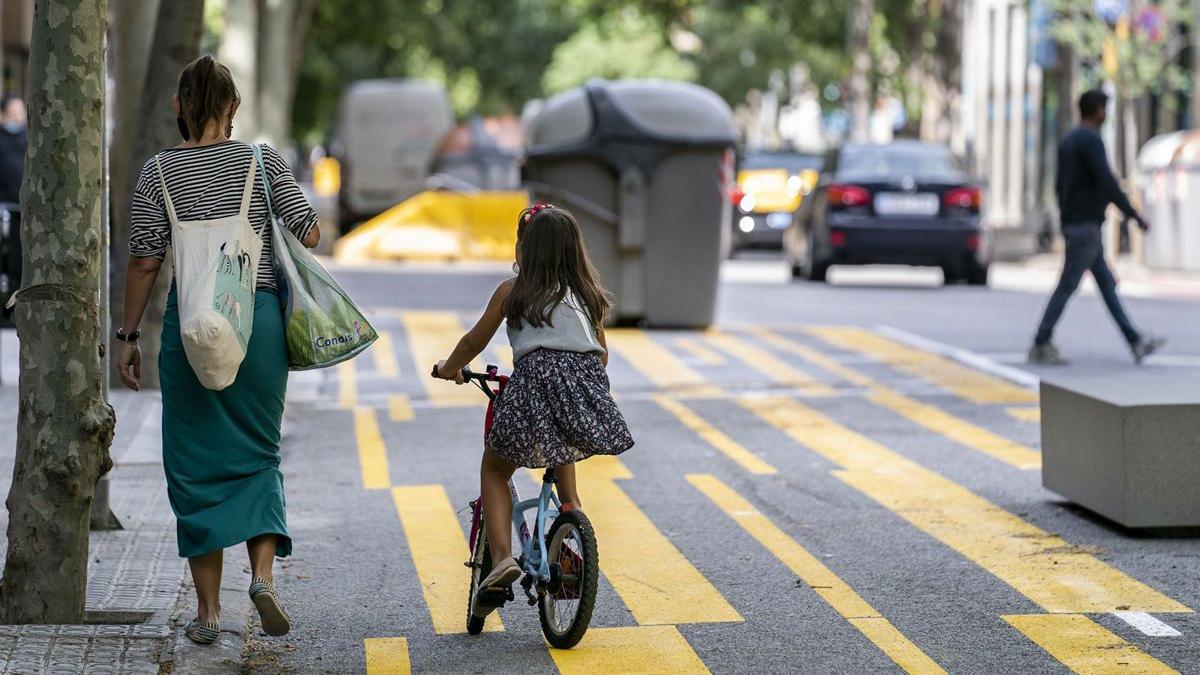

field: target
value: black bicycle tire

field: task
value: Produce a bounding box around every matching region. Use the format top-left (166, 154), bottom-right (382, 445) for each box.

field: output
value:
top-left (466, 525), bottom-right (491, 635)
top-left (538, 509), bottom-right (599, 649)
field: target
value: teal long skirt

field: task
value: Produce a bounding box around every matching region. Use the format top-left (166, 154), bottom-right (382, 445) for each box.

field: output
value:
top-left (160, 286), bottom-right (292, 558)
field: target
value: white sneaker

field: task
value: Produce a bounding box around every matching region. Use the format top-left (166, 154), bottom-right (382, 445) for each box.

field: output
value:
top-left (471, 557), bottom-right (521, 618)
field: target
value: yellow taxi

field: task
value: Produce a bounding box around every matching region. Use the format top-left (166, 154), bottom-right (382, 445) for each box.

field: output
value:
top-left (729, 150), bottom-right (822, 252)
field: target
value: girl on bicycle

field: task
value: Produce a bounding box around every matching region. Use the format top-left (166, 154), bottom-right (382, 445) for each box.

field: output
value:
top-left (436, 203), bottom-right (633, 618)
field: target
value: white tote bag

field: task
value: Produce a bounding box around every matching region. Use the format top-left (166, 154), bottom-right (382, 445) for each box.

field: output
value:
top-left (157, 154), bottom-right (263, 390)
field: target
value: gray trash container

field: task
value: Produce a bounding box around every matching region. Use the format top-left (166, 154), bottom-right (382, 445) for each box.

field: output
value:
top-left (523, 80), bottom-right (737, 328)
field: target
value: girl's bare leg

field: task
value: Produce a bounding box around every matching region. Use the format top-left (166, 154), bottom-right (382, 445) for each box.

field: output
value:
top-left (481, 450), bottom-right (519, 562)
top-left (246, 534), bottom-right (277, 582)
top-left (556, 462), bottom-right (582, 508)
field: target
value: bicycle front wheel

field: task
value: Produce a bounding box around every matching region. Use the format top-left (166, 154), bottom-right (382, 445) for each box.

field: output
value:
top-left (466, 525), bottom-right (491, 635)
top-left (539, 509), bottom-right (598, 649)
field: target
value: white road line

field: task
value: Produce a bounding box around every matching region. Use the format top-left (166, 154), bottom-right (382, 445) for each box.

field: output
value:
top-left (1113, 611), bottom-right (1182, 637)
top-left (873, 325), bottom-right (1040, 390)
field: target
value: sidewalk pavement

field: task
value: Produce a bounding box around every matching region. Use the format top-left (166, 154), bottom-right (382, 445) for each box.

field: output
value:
top-left (992, 253), bottom-right (1200, 300)
top-left (0, 328), bottom-right (258, 673)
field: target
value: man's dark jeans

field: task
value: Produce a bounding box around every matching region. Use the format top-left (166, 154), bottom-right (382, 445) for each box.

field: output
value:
top-left (1034, 222), bottom-right (1140, 347)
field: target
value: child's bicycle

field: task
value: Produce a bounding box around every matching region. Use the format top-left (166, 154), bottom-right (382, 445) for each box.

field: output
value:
top-left (430, 364), bottom-right (599, 648)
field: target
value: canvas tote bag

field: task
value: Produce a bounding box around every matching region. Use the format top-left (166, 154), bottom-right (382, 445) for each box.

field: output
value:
top-left (253, 145), bottom-right (377, 370)
top-left (157, 154), bottom-right (263, 390)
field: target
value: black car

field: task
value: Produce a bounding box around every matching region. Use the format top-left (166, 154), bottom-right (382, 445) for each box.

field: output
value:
top-left (785, 141), bottom-right (990, 285)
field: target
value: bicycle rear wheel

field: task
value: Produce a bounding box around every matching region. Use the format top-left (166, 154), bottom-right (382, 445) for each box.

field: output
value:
top-left (466, 526), bottom-right (491, 635)
top-left (539, 509), bottom-right (598, 649)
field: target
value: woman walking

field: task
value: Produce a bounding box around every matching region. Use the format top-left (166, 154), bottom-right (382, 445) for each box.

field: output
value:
top-left (116, 54), bottom-right (319, 644)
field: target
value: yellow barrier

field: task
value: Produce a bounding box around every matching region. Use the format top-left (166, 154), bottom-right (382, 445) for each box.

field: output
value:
top-left (334, 190), bottom-right (528, 263)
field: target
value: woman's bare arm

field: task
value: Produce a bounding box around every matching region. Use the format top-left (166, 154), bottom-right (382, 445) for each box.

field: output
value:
top-left (121, 256), bottom-right (162, 334)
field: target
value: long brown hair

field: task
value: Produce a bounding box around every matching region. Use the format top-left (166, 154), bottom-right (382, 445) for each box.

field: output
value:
top-left (503, 205), bottom-right (612, 330)
top-left (177, 54), bottom-right (239, 140)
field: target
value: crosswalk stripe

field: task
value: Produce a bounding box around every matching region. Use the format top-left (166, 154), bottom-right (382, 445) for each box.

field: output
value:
top-left (606, 329), bottom-right (722, 397)
top-left (673, 336), bottom-right (725, 365)
top-left (338, 360), bottom-right (357, 409)
top-left (391, 485), bottom-right (503, 634)
top-left (752, 328), bottom-right (1041, 470)
top-left (705, 332), bottom-right (836, 395)
top-left (1007, 406), bottom-right (1041, 423)
top-left (574, 456), bottom-right (743, 625)
top-left (547, 625), bottom-right (710, 673)
top-left (1003, 614), bottom-right (1178, 674)
top-left (400, 312), bottom-right (484, 406)
top-left (807, 326), bottom-right (1037, 404)
top-left (387, 394), bottom-right (414, 422)
top-left (654, 395), bottom-right (777, 475)
top-left (688, 474), bottom-right (945, 675)
top-left (372, 331), bottom-right (401, 378)
top-left (740, 395), bottom-right (1189, 614)
top-left (354, 407), bottom-right (391, 490)
top-left (364, 637), bottom-right (411, 674)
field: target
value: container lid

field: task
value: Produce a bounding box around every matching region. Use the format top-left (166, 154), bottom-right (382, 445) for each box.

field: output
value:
top-left (1138, 130), bottom-right (1187, 171)
top-left (527, 79), bottom-right (736, 149)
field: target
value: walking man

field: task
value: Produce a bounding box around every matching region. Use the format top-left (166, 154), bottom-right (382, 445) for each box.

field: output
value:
top-left (1028, 89), bottom-right (1163, 365)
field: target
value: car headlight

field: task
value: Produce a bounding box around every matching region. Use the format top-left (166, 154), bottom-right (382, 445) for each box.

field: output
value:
top-left (787, 175), bottom-right (803, 195)
top-left (738, 216), bottom-right (755, 233)
top-left (738, 194), bottom-right (757, 212)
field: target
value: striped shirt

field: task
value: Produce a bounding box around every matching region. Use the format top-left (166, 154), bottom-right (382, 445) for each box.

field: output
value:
top-left (129, 140), bottom-right (318, 292)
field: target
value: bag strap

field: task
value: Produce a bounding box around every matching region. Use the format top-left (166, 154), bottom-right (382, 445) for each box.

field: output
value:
top-left (238, 151), bottom-right (258, 218)
top-left (252, 144), bottom-right (277, 219)
top-left (153, 156), bottom-right (180, 225)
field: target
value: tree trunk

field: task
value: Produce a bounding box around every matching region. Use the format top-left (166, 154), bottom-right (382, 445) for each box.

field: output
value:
top-left (125, 0), bottom-right (205, 389)
top-left (847, 0), bottom-right (874, 142)
top-left (221, 0), bottom-right (259, 141)
top-left (107, 0), bottom-right (160, 387)
top-left (257, 0), bottom-right (291, 149)
top-left (0, 0), bottom-right (115, 624)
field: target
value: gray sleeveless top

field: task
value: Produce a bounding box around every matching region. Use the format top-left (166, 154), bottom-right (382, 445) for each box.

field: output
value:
top-left (507, 289), bottom-right (605, 362)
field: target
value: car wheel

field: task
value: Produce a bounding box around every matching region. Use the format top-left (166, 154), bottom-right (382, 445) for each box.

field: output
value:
top-left (942, 265), bottom-right (963, 285)
top-left (967, 263), bottom-right (990, 286)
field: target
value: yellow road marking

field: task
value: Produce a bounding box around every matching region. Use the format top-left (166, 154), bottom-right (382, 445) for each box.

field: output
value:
top-left (1007, 406), bottom-right (1041, 423)
top-left (388, 394), bottom-right (414, 422)
top-left (1004, 614), bottom-right (1178, 674)
top-left (364, 637), bottom-right (411, 674)
top-left (752, 328), bottom-right (1041, 470)
top-left (740, 395), bottom-right (1189, 614)
top-left (391, 485), bottom-right (503, 634)
top-left (654, 395), bottom-right (776, 475)
top-left (373, 331), bottom-right (401, 377)
top-left (547, 625), bottom-right (709, 674)
top-left (807, 326), bottom-right (1037, 404)
top-left (400, 312), bottom-right (484, 406)
top-left (705, 332), bottom-right (835, 395)
top-left (688, 474), bottom-right (944, 675)
top-left (605, 329), bottom-right (722, 397)
top-left (674, 336), bottom-right (725, 365)
top-left (354, 407), bottom-right (391, 490)
top-left (575, 456), bottom-right (742, 625)
top-left (338, 360), bottom-right (357, 408)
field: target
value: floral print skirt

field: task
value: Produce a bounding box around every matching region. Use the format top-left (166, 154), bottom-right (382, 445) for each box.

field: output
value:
top-left (486, 349), bottom-right (634, 468)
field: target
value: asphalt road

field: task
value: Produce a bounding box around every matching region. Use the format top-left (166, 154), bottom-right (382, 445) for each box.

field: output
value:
top-left (245, 256), bottom-right (1200, 674)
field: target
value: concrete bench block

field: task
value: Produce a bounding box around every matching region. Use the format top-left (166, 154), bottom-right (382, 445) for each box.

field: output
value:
top-left (1041, 373), bottom-right (1200, 528)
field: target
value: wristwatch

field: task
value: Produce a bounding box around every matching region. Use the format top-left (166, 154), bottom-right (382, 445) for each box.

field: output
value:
top-left (115, 328), bottom-right (141, 343)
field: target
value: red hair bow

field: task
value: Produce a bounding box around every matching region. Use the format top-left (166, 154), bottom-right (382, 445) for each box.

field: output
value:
top-left (524, 202), bottom-right (552, 222)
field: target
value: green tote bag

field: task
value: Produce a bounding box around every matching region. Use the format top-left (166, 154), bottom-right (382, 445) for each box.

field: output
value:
top-left (254, 145), bottom-right (377, 370)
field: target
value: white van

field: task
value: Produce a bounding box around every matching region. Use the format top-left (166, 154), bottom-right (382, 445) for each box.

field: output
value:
top-left (335, 79), bottom-right (454, 229)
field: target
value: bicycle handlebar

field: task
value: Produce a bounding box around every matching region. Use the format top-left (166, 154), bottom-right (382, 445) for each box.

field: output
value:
top-left (429, 363), bottom-right (500, 383)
